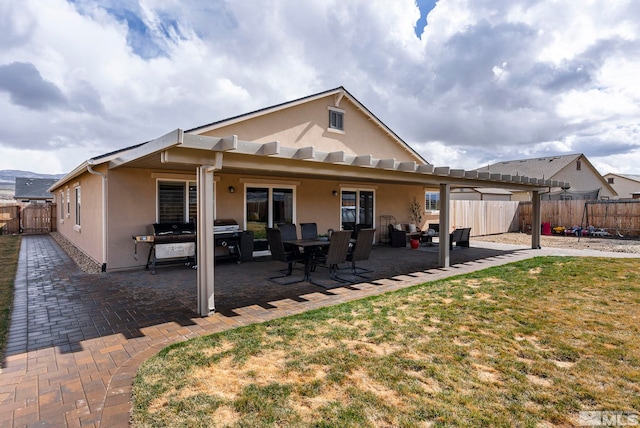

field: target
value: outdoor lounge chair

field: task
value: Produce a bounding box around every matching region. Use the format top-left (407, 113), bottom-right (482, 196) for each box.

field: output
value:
top-left (346, 228), bottom-right (375, 277)
top-left (266, 228), bottom-right (305, 284)
top-left (450, 227), bottom-right (471, 249)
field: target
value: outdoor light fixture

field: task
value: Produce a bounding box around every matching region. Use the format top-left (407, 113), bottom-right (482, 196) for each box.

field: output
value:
top-left (228, 186), bottom-right (235, 193)
top-left (332, 190), bottom-right (338, 196)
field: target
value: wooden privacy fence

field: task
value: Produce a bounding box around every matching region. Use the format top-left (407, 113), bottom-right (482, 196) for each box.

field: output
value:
top-left (518, 200), bottom-right (640, 236)
top-left (0, 204), bottom-right (57, 235)
top-left (450, 201), bottom-right (520, 236)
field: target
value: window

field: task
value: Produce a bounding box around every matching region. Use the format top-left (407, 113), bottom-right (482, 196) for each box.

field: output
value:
top-left (157, 180), bottom-right (197, 224)
top-left (340, 189), bottom-right (374, 231)
top-left (74, 186), bottom-right (81, 227)
top-left (576, 160), bottom-right (582, 171)
top-left (425, 192), bottom-right (439, 211)
top-left (59, 192), bottom-right (64, 221)
top-left (328, 108), bottom-right (344, 131)
top-left (607, 177), bottom-right (614, 184)
top-left (66, 188), bottom-right (70, 217)
top-left (245, 186), bottom-right (295, 240)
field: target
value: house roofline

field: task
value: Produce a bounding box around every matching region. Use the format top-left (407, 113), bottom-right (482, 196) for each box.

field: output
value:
top-left (187, 86), bottom-right (429, 166)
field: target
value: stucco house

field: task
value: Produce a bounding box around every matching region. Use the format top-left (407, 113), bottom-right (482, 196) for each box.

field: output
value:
top-left (603, 173), bottom-right (640, 199)
top-left (474, 154), bottom-right (616, 201)
top-left (50, 87), bottom-right (561, 315)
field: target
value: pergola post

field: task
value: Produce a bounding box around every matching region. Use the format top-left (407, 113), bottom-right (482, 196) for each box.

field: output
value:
top-left (531, 190), bottom-right (541, 249)
top-left (439, 183), bottom-right (451, 267)
top-left (196, 165), bottom-right (216, 316)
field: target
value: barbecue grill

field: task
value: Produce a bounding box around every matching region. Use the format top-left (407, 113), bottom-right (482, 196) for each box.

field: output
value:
top-left (214, 219), bottom-right (243, 263)
top-left (133, 222), bottom-right (196, 274)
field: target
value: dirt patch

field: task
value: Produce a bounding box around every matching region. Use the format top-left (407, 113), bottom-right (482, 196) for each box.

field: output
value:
top-left (474, 232), bottom-right (640, 253)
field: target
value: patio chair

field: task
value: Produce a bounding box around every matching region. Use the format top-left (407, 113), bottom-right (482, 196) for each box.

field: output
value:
top-left (266, 228), bottom-right (305, 284)
top-left (277, 222), bottom-right (300, 255)
top-left (310, 230), bottom-right (352, 286)
top-left (300, 222), bottom-right (318, 239)
top-left (346, 228), bottom-right (375, 277)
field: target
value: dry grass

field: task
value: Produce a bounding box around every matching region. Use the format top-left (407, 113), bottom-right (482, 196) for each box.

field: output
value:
top-left (133, 257), bottom-right (640, 427)
top-left (0, 235), bottom-right (21, 360)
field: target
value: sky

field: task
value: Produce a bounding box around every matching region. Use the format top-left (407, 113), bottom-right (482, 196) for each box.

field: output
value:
top-left (1, 0), bottom-right (640, 176)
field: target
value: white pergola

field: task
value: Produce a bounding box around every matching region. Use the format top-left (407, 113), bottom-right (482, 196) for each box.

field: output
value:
top-left (111, 129), bottom-right (567, 316)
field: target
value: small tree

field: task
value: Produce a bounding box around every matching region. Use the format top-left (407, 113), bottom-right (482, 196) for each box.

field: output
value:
top-left (409, 196), bottom-right (422, 227)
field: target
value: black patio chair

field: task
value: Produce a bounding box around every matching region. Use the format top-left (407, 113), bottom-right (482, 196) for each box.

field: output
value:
top-left (346, 228), bottom-right (375, 277)
top-left (266, 228), bottom-right (305, 284)
top-left (300, 222), bottom-right (318, 239)
top-left (310, 230), bottom-right (352, 286)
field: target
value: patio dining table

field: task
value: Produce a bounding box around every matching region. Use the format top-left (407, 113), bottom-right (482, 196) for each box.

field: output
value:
top-left (283, 238), bottom-right (331, 281)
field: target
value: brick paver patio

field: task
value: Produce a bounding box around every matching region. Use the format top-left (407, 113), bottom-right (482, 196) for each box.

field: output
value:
top-left (1, 235), bottom-right (637, 427)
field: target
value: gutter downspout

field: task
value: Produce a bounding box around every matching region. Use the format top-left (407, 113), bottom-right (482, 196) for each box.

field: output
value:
top-left (87, 160), bottom-right (108, 272)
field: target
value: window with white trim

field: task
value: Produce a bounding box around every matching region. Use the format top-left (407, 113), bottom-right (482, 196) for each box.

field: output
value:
top-left (245, 185), bottom-right (295, 241)
top-left (59, 191), bottom-right (64, 221)
top-left (328, 107), bottom-right (345, 131)
top-left (74, 186), bottom-right (81, 227)
top-left (157, 180), bottom-right (197, 224)
top-left (66, 188), bottom-right (70, 217)
top-left (425, 192), bottom-right (440, 211)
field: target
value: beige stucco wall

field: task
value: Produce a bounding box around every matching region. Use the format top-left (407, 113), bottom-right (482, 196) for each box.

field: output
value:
top-left (197, 96), bottom-right (421, 163)
top-left (554, 159), bottom-right (616, 198)
top-left (100, 167), bottom-right (430, 270)
top-left (604, 174), bottom-right (639, 199)
top-left (53, 167), bottom-right (105, 267)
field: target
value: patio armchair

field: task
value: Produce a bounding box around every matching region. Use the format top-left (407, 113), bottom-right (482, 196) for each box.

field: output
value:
top-left (388, 224), bottom-right (407, 247)
top-left (277, 223), bottom-right (300, 255)
top-left (310, 230), bottom-right (352, 286)
top-left (450, 227), bottom-right (471, 249)
top-left (300, 222), bottom-right (318, 239)
top-left (346, 228), bottom-right (375, 277)
top-left (266, 228), bottom-right (305, 284)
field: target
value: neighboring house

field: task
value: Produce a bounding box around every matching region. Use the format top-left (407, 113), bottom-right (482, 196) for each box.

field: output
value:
top-left (474, 154), bottom-right (617, 201)
top-left (603, 173), bottom-right (640, 199)
top-left (14, 177), bottom-right (57, 202)
top-left (451, 187), bottom-right (512, 201)
top-left (49, 86), bottom-right (561, 315)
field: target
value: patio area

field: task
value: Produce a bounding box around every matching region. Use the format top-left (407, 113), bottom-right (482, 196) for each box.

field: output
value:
top-left (117, 241), bottom-right (522, 317)
top-left (0, 235), bottom-right (535, 427)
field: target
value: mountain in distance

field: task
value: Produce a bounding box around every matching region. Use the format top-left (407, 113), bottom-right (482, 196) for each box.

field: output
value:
top-left (0, 170), bottom-right (64, 184)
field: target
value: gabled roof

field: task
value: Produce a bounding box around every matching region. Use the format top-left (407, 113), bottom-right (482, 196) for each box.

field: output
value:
top-left (474, 154), bottom-right (582, 179)
top-left (604, 172), bottom-right (640, 183)
top-left (15, 177), bottom-right (57, 200)
top-left (187, 86), bottom-right (429, 165)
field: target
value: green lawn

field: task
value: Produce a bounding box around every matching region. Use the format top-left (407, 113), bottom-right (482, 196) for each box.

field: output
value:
top-left (0, 235), bottom-right (21, 360)
top-left (132, 257), bottom-right (640, 427)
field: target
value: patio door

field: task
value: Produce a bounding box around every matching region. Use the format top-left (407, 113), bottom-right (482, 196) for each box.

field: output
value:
top-left (246, 186), bottom-right (295, 249)
top-left (341, 189), bottom-right (374, 231)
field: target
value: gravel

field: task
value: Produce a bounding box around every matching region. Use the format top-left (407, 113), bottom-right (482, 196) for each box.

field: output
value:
top-left (50, 232), bottom-right (103, 274)
top-left (473, 232), bottom-right (640, 254)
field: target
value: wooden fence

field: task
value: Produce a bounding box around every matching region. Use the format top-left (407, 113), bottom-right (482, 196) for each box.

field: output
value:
top-left (0, 204), bottom-right (57, 235)
top-left (519, 200), bottom-right (640, 236)
top-left (450, 201), bottom-right (520, 236)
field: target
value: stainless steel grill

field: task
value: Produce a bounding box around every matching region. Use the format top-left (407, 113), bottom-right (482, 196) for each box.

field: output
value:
top-left (133, 222), bottom-right (196, 274)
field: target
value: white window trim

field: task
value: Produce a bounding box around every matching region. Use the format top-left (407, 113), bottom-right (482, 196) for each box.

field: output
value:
top-left (155, 179), bottom-right (198, 224)
top-left (327, 106), bottom-right (345, 133)
top-left (243, 183), bottom-right (297, 231)
top-left (73, 185), bottom-right (81, 232)
top-left (59, 191), bottom-right (64, 224)
top-left (425, 190), bottom-right (440, 213)
top-left (339, 187), bottom-right (376, 230)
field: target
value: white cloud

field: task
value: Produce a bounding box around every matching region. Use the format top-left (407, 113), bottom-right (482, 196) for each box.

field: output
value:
top-left (1, 0), bottom-right (640, 176)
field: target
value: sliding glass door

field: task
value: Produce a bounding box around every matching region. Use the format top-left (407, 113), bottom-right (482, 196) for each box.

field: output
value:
top-left (341, 189), bottom-right (374, 231)
top-left (246, 186), bottom-right (295, 246)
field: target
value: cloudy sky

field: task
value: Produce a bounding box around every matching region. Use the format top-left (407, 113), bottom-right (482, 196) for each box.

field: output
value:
top-left (1, 0), bottom-right (639, 176)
